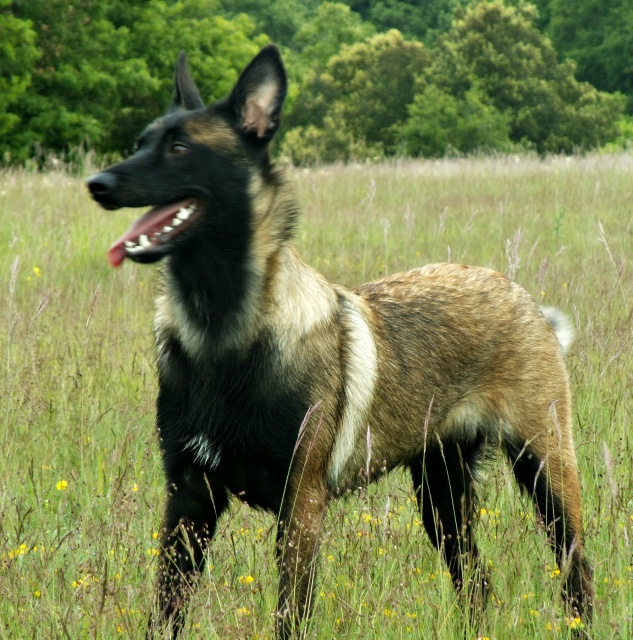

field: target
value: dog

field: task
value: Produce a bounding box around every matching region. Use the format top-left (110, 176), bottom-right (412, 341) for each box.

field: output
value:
top-left (87, 45), bottom-right (593, 638)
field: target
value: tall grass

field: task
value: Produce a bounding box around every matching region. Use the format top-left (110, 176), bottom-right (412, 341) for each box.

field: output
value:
top-left (0, 153), bottom-right (631, 638)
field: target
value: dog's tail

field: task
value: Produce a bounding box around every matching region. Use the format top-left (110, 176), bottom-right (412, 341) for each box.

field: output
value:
top-left (540, 306), bottom-right (575, 355)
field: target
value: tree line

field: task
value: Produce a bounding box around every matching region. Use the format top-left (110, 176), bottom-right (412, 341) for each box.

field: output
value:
top-left (2, 0), bottom-right (631, 165)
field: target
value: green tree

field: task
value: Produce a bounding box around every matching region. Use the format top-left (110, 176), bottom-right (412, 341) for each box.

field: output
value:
top-left (123, 0), bottom-right (266, 150)
top-left (284, 30), bottom-right (427, 162)
top-left (291, 2), bottom-right (375, 74)
top-left (416, 1), bottom-right (623, 154)
top-left (343, 0), bottom-right (466, 42)
top-left (0, 1), bottom-right (39, 158)
top-left (9, 0), bottom-right (154, 160)
top-left (524, 0), bottom-right (552, 29)
top-left (397, 84), bottom-right (512, 156)
top-left (218, 0), bottom-right (321, 46)
top-left (549, 0), bottom-right (633, 112)
top-left (5, 0), bottom-right (266, 161)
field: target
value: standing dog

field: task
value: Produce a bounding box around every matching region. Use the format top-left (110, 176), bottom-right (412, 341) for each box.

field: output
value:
top-left (87, 45), bottom-right (593, 637)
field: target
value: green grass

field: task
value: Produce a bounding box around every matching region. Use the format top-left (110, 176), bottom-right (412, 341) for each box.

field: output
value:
top-left (1, 153), bottom-right (632, 638)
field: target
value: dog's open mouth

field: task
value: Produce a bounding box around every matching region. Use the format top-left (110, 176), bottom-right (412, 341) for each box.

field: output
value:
top-left (108, 198), bottom-right (199, 267)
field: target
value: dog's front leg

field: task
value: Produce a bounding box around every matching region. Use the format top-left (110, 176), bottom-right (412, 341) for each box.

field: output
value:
top-left (275, 479), bottom-right (328, 639)
top-left (148, 467), bottom-right (229, 639)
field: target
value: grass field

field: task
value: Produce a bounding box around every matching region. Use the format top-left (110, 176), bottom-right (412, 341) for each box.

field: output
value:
top-left (1, 153), bottom-right (632, 638)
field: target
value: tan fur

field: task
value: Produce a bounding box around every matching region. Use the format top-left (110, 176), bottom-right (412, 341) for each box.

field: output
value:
top-left (269, 257), bottom-right (590, 636)
top-left (334, 264), bottom-right (575, 489)
top-left (185, 116), bottom-right (239, 153)
top-left (243, 77), bottom-right (282, 137)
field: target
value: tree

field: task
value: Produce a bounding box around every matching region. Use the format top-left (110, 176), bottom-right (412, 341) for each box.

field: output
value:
top-left (397, 84), bottom-right (512, 156)
top-left (9, 0), bottom-right (155, 160)
top-left (290, 2), bottom-right (375, 74)
top-left (343, 0), bottom-right (466, 42)
top-left (218, 0), bottom-right (321, 46)
top-left (414, 1), bottom-right (623, 154)
top-left (124, 0), bottom-right (267, 150)
top-left (548, 0), bottom-right (633, 112)
top-left (525, 0), bottom-right (552, 29)
top-left (0, 2), bottom-right (39, 158)
top-left (4, 0), bottom-right (266, 161)
top-left (284, 30), bottom-right (427, 162)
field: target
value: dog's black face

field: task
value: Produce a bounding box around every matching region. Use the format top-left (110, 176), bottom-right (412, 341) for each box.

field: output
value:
top-left (88, 110), bottom-right (220, 266)
top-left (87, 46), bottom-right (287, 267)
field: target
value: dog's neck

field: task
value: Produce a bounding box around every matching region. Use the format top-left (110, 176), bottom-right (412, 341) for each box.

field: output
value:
top-left (153, 173), bottom-right (336, 361)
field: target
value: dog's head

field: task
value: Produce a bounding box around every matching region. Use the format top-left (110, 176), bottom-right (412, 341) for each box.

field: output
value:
top-left (87, 45), bottom-right (287, 267)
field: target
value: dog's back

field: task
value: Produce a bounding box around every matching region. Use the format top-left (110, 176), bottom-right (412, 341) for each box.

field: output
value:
top-left (328, 263), bottom-right (573, 491)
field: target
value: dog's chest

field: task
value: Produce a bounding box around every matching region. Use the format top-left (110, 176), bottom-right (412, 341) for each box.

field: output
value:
top-left (157, 334), bottom-right (308, 510)
top-left (180, 422), bottom-right (294, 511)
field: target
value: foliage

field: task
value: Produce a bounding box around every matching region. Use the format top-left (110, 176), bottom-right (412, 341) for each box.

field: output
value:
top-left (343, 0), bottom-right (466, 42)
top-left (414, 1), bottom-right (624, 154)
top-left (290, 2), bottom-right (375, 75)
top-left (5, 0), bottom-right (124, 161)
top-left (548, 0), bottom-right (633, 113)
top-left (119, 1), bottom-right (267, 151)
top-left (0, 1), bottom-right (38, 156)
top-left (281, 118), bottom-right (384, 165)
top-left (397, 84), bottom-right (513, 157)
top-left (218, 0), bottom-right (321, 45)
top-left (283, 30), bottom-right (427, 163)
top-left (1, 0), bottom-right (631, 163)
top-left (602, 115), bottom-right (633, 152)
top-left (5, 0), bottom-right (265, 161)
top-left (523, 0), bottom-right (552, 28)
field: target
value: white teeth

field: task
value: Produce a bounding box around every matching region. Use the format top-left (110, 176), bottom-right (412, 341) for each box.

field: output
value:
top-left (123, 202), bottom-right (196, 255)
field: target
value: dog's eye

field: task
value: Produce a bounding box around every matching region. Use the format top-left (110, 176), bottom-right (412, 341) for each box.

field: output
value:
top-left (171, 143), bottom-right (188, 155)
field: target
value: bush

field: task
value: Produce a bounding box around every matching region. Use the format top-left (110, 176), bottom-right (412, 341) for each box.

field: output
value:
top-left (397, 83), bottom-right (513, 156)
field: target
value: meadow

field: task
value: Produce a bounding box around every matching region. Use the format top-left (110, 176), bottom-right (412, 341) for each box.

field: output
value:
top-left (0, 153), bottom-right (631, 638)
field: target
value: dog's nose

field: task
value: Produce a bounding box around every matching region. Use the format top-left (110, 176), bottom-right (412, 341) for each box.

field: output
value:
top-left (87, 172), bottom-right (118, 198)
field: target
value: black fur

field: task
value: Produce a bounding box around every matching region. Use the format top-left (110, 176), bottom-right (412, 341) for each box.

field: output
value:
top-left (157, 332), bottom-right (309, 511)
top-left (504, 436), bottom-right (593, 618)
top-left (410, 435), bottom-right (488, 599)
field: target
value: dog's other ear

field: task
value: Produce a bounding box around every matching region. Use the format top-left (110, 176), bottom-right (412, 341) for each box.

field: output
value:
top-left (172, 51), bottom-right (204, 111)
top-left (228, 44), bottom-right (287, 144)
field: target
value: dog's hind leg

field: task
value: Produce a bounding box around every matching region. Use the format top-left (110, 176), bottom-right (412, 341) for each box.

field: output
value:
top-left (148, 467), bottom-right (229, 638)
top-left (411, 435), bottom-right (489, 612)
top-left (505, 427), bottom-right (593, 625)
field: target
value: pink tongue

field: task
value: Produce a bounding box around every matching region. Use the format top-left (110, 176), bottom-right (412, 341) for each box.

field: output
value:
top-left (107, 199), bottom-right (193, 267)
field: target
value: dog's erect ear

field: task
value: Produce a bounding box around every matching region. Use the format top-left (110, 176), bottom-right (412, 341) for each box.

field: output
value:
top-left (227, 44), bottom-right (287, 144)
top-left (172, 51), bottom-right (204, 111)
